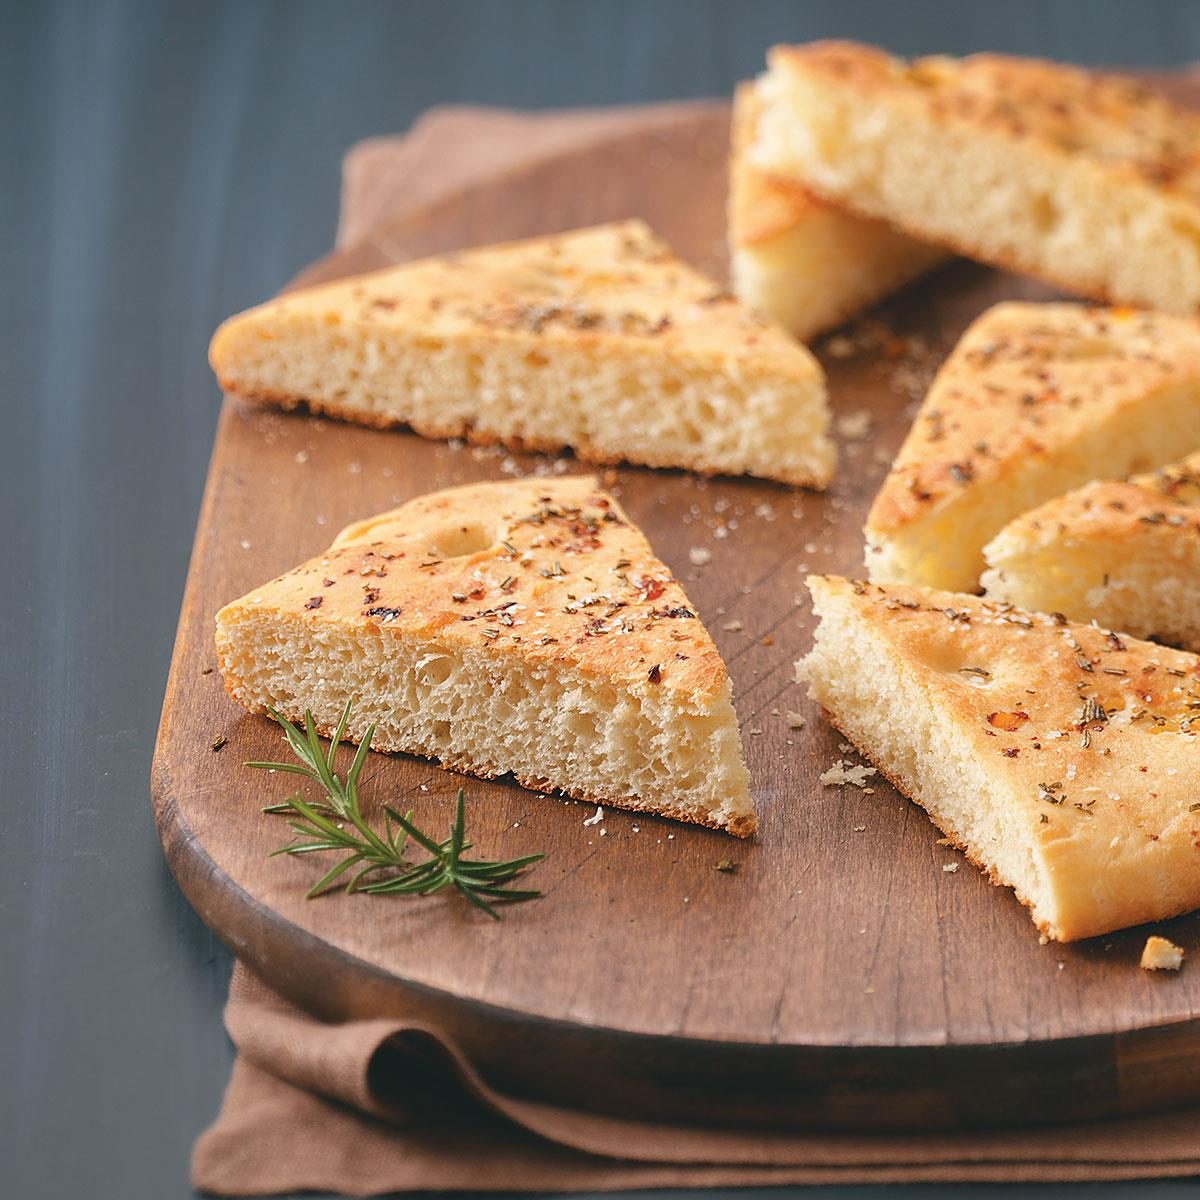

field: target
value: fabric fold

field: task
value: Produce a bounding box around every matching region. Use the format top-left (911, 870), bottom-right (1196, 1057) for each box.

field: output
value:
top-left (191, 963), bottom-right (1200, 1195)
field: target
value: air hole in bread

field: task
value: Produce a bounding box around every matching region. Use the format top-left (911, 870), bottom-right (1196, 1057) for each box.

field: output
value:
top-left (415, 651), bottom-right (454, 687)
top-left (427, 523), bottom-right (498, 558)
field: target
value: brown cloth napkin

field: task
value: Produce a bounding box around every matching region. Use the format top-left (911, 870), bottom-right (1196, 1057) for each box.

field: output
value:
top-left (193, 103), bottom-right (1200, 1195)
top-left (335, 101), bottom-right (720, 249)
top-left (193, 963), bottom-right (1200, 1195)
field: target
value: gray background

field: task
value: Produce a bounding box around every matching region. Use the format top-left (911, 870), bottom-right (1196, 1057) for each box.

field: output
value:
top-left (5, 1), bottom-right (1200, 1197)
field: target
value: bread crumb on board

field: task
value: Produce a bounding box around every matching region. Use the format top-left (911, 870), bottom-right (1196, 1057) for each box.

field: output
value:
top-left (836, 410), bottom-right (873, 441)
top-left (819, 760), bottom-right (877, 788)
top-left (786, 710), bottom-right (807, 730)
top-left (688, 546), bottom-right (712, 566)
top-left (1140, 935), bottom-right (1185, 972)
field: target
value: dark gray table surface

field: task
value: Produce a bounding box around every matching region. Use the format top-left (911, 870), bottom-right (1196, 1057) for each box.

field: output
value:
top-left (6, 1), bottom-right (1200, 1197)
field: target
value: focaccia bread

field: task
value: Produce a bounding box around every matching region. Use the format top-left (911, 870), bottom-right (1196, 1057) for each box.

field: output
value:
top-left (799, 575), bottom-right (1200, 942)
top-left (753, 42), bottom-right (1200, 312)
top-left (216, 476), bottom-right (755, 836)
top-left (983, 450), bottom-right (1200, 650)
top-left (210, 220), bottom-right (834, 488)
top-left (728, 82), bottom-right (947, 341)
top-left (865, 302), bottom-right (1200, 591)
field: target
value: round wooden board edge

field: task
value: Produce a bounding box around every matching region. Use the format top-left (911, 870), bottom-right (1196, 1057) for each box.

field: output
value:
top-left (149, 732), bottom-right (1200, 1131)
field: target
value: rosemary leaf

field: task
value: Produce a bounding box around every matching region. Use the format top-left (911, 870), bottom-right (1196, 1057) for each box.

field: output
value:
top-left (251, 701), bottom-right (544, 917)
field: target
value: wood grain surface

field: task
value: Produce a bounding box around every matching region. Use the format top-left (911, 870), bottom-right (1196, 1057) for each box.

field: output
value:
top-left (153, 100), bottom-right (1200, 1132)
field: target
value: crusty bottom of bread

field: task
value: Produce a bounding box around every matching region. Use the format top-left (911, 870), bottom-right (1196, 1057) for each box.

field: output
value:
top-left (217, 612), bottom-right (756, 837)
top-left (798, 588), bottom-right (1056, 937)
top-left (230, 383), bottom-right (827, 489)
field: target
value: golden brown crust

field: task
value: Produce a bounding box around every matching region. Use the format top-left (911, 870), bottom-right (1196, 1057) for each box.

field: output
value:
top-left (806, 575), bottom-right (1200, 941)
top-left (866, 303), bottom-right (1200, 539)
top-left (219, 476), bottom-right (727, 704)
top-left (211, 218), bottom-right (811, 376)
top-left (767, 42), bottom-right (1200, 198)
top-left (990, 449), bottom-right (1200, 550)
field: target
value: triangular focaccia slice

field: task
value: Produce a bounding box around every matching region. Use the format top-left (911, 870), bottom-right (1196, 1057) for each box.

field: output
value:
top-left (753, 42), bottom-right (1200, 312)
top-left (216, 477), bottom-right (755, 836)
top-left (983, 451), bottom-right (1200, 651)
top-left (209, 220), bottom-right (833, 488)
top-left (865, 303), bottom-right (1200, 591)
top-left (799, 575), bottom-right (1200, 941)
top-left (729, 82), bottom-right (947, 342)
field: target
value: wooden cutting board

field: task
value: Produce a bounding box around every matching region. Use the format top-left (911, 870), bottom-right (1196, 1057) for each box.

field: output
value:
top-left (153, 96), bottom-right (1200, 1133)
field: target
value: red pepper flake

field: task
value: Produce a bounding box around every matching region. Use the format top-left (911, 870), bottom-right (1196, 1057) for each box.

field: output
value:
top-left (322, 578), bottom-right (335, 588)
top-left (647, 664), bottom-right (663, 684)
top-left (988, 711), bottom-right (1029, 732)
top-left (633, 575), bottom-right (666, 601)
top-left (304, 596), bottom-right (323, 610)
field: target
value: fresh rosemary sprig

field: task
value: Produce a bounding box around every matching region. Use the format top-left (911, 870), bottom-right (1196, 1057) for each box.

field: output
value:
top-left (247, 702), bottom-right (544, 918)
